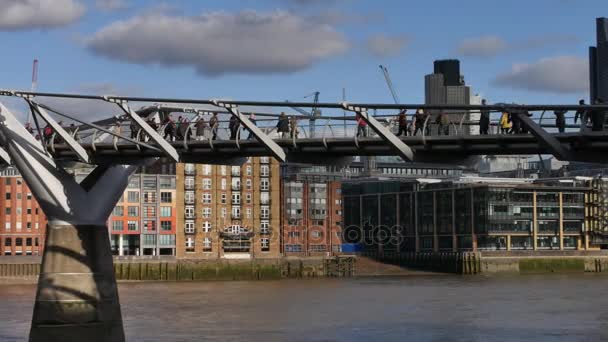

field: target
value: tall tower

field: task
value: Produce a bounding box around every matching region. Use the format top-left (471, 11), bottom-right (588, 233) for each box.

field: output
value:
top-left (590, 17), bottom-right (608, 102)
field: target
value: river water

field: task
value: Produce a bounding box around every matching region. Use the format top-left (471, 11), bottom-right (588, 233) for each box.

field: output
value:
top-left (1, 274), bottom-right (608, 341)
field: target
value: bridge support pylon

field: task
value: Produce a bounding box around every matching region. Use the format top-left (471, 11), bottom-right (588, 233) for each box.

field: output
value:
top-left (0, 103), bottom-right (135, 342)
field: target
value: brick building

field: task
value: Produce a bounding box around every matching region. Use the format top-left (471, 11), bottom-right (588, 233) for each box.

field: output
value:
top-left (0, 168), bottom-right (47, 256)
top-left (282, 178), bottom-right (342, 255)
top-left (176, 157), bottom-right (281, 259)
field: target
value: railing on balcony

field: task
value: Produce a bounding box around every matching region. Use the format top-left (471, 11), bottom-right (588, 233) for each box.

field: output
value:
top-left (184, 184), bottom-right (194, 190)
top-left (184, 228), bottom-right (196, 235)
top-left (260, 214), bottom-right (270, 220)
top-left (185, 198), bottom-right (195, 205)
top-left (184, 169), bottom-right (196, 176)
top-left (231, 200), bottom-right (241, 205)
top-left (231, 185), bottom-right (241, 191)
top-left (185, 213), bottom-right (196, 219)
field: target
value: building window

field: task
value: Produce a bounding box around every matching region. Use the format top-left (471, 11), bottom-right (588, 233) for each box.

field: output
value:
top-left (27, 193), bottom-right (32, 200)
top-left (231, 178), bottom-right (241, 190)
top-left (246, 208), bottom-right (252, 219)
top-left (143, 206), bottom-right (157, 218)
top-left (221, 207), bottom-right (226, 218)
top-left (202, 193), bottom-right (212, 204)
top-left (5, 193), bottom-right (10, 200)
top-left (232, 193), bottom-right (241, 204)
top-left (185, 177), bottom-right (195, 189)
top-left (260, 165), bottom-right (270, 177)
top-left (221, 165), bottom-right (227, 176)
top-left (26, 222), bottom-right (31, 229)
top-left (143, 220), bottom-right (156, 232)
top-left (127, 191), bottom-right (139, 202)
top-left (160, 221), bottom-right (172, 231)
top-left (16, 193), bottom-right (21, 200)
top-left (26, 238), bottom-right (32, 247)
top-left (160, 206), bottom-right (172, 217)
top-left (260, 157), bottom-right (269, 164)
top-left (221, 193), bottom-right (227, 204)
top-left (260, 179), bottom-right (269, 191)
top-left (185, 220), bottom-right (195, 234)
top-left (260, 192), bottom-right (270, 205)
top-left (202, 164), bottom-right (212, 176)
top-left (112, 221), bottom-right (123, 231)
top-left (202, 207), bottom-right (211, 218)
top-left (5, 208), bottom-right (10, 215)
top-left (312, 231), bottom-right (323, 238)
top-left (246, 165), bottom-right (252, 176)
top-left (158, 235), bottom-right (175, 246)
top-left (35, 238), bottom-right (39, 246)
top-left (202, 221), bottom-right (212, 233)
top-left (246, 193), bottom-right (252, 204)
top-left (202, 178), bottom-right (212, 190)
top-left (128, 206), bottom-right (139, 217)
top-left (4, 222), bottom-right (10, 230)
top-left (26, 208), bottom-right (31, 215)
top-left (260, 206), bottom-right (270, 219)
top-left (4, 178), bottom-right (10, 185)
top-left (16, 222), bottom-right (21, 230)
top-left (4, 238), bottom-right (10, 246)
top-left (160, 192), bottom-right (172, 203)
top-left (143, 191), bottom-right (156, 203)
top-left (186, 237), bottom-right (195, 252)
top-left (246, 179), bottom-right (252, 190)
top-left (127, 221), bottom-right (138, 231)
top-left (221, 178), bottom-right (227, 190)
top-left (260, 221), bottom-right (270, 234)
top-left (159, 177), bottom-right (175, 189)
top-left (113, 206), bottom-right (124, 216)
top-left (185, 191), bottom-right (195, 204)
top-left (231, 206), bottom-right (241, 219)
top-left (288, 231), bottom-right (300, 237)
top-left (184, 163), bottom-right (195, 174)
top-left (285, 244), bottom-right (302, 252)
top-left (185, 206), bottom-right (195, 219)
top-left (261, 238), bottom-right (269, 252)
top-left (15, 238), bottom-right (22, 246)
top-left (231, 166), bottom-right (240, 176)
top-left (203, 237), bottom-right (212, 252)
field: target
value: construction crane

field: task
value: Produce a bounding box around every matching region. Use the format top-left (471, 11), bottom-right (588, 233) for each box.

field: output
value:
top-left (379, 65), bottom-right (400, 104)
top-left (286, 91), bottom-right (320, 137)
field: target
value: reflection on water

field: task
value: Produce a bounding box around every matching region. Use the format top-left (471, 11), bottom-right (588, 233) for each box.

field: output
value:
top-left (1, 274), bottom-right (608, 341)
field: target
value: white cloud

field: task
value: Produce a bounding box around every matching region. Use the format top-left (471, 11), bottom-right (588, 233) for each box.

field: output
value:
top-left (85, 10), bottom-right (349, 76)
top-left (456, 34), bottom-right (581, 58)
top-left (457, 35), bottom-right (508, 58)
top-left (493, 56), bottom-right (589, 94)
top-left (0, 0), bottom-right (85, 30)
top-left (365, 34), bottom-right (409, 57)
top-left (96, 0), bottom-right (129, 11)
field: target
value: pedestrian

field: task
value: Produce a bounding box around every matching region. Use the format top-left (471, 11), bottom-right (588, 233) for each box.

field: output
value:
top-left (43, 123), bottom-right (53, 144)
top-left (277, 112), bottom-right (289, 138)
top-left (68, 123), bottom-right (79, 141)
top-left (591, 98), bottom-right (606, 132)
top-left (499, 111), bottom-right (511, 134)
top-left (554, 109), bottom-right (566, 133)
top-left (210, 112), bottom-right (219, 140)
top-left (479, 99), bottom-right (490, 135)
top-left (509, 111), bottom-right (521, 134)
top-left (24, 122), bottom-right (34, 135)
top-left (395, 110), bottom-right (408, 136)
top-left (436, 111), bottom-right (450, 136)
top-left (574, 99), bottom-right (587, 127)
top-left (413, 109), bottom-right (426, 136)
top-left (130, 120), bottom-right (138, 139)
top-left (229, 115), bottom-right (239, 140)
top-left (175, 116), bottom-right (184, 141)
top-left (163, 115), bottom-right (175, 141)
top-left (182, 118), bottom-right (191, 141)
top-left (247, 113), bottom-right (257, 139)
top-left (195, 117), bottom-right (207, 141)
top-left (356, 113), bottom-right (367, 137)
top-left (290, 116), bottom-right (299, 138)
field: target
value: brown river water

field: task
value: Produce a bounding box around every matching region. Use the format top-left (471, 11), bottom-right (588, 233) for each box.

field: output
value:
top-left (1, 274), bottom-right (608, 341)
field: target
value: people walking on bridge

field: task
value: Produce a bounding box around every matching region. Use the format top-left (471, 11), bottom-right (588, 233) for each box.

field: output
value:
top-left (210, 112), bottom-right (219, 140)
top-left (247, 113), bottom-right (257, 139)
top-left (395, 110), bottom-right (408, 136)
top-left (290, 116), bottom-right (299, 138)
top-left (436, 111), bottom-right (450, 136)
top-left (356, 112), bottom-right (367, 137)
top-left (195, 117), bottom-right (207, 141)
top-left (574, 99), bottom-right (587, 128)
top-left (163, 115), bottom-right (175, 141)
top-left (182, 118), bottom-right (191, 141)
top-left (499, 111), bottom-right (511, 134)
top-left (175, 116), bottom-right (184, 141)
top-left (129, 120), bottom-right (139, 139)
top-left (413, 109), bottom-right (428, 136)
top-left (24, 122), bottom-right (34, 136)
top-left (229, 114), bottom-right (240, 140)
top-left (509, 111), bottom-right (522, 134)
top-left (68, 123), bottom-right (79, 141)
top-left (479, 99), bottom-right (490, 135)
top-left (591, 98), bottom-right (606, 132)
top-left (554, 109), bottom-right (566, 133)
top-left (42, 123), bottom-right (53, 144)
top-left (277, 112), bottom-right (289, 138)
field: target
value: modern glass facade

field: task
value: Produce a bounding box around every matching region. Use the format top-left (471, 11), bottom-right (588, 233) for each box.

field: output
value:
top-left (343, 180), bottom-right (590, 253)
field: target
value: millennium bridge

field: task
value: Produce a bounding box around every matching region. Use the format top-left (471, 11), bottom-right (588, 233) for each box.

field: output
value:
top-left (0, 90), bottom-right (607, 341)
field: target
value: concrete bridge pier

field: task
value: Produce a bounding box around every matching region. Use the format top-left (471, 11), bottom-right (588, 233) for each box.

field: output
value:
top-left (0, 103), bottom-right (136, 342)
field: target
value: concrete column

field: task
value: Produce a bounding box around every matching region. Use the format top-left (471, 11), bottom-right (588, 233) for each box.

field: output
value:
top-left (507, 235), bottom-right (511, 251)
top-left (470, 188), bottom-right (477, 251)
top-left (559, 192), bottom-right (564, 250)
top-left (533, 191), bottom-right (538, 250)
top-left (119, 234), bottom-right (124, 256)
top-left (0, 103), bottom-right (139, 342)
top-left (414, 192), bottom-right (420, 252)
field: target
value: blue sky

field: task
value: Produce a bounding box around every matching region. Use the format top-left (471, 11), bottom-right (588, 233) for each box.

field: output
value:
top-left (0, 0), bottom-right (606, 117)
